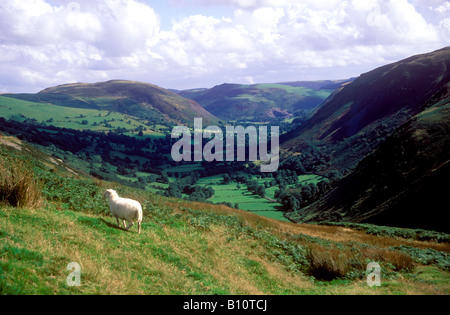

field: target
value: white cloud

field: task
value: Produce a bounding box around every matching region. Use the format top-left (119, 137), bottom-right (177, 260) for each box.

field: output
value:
top-left (170, 0), bottom-right (290, 9)
top-left (0, 0), bottom-right (448, 92)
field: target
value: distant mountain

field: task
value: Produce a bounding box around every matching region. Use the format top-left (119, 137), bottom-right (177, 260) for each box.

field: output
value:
top-left (6, 80), bottom-right (218, 126)
top-left (284, 47), bottom-right (450, 232)
top-left (282, 46), bottom-right (450, 172)
top-left (178, 83), bottom-right (333, 121)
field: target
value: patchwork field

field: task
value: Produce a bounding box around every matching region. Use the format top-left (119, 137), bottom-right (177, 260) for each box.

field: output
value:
top-left (195, 174), bottom-right (326, 223)
top-left (0, 96), bottom-right (166, 137)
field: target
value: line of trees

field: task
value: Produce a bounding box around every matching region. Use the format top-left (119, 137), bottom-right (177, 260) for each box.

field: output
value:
top-left (164, 173), bottom-right (215, 202)
top-left (275, 180), bottom-right (332, 212)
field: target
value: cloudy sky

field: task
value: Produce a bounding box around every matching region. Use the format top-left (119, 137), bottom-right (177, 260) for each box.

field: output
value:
top-left (0, 0), bottom-right (449, 93)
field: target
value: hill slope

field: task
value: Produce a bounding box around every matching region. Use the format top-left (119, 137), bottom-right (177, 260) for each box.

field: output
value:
top-left (5, 80), bottom-right (218, 126)
top-left (282, 47), bottom-right (450, 172)
top-left (0, 95), bottom-right (168, 137)
top-left (282, 47), bottom-right (450, 232)
top-left (178, 83), bottom-right (333, 121)
top-left (275, 79), bottom-right (355, 90)
top-left (291, 83), bottom-right (450, 232)
top-left (284, 47), bottom-right (450, 144)
top-left (1, 136), bottom-right (449, 295)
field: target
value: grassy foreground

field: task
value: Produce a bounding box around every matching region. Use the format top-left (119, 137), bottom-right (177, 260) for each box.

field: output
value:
top-left (0, 139), bottom-right (449, 295)
top-left (1, 199), bottom-right (449, 295)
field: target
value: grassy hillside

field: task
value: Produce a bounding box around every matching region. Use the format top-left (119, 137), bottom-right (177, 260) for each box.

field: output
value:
top-left (282, 47), bottom-right (450, 232)
top-left (1, 137), bottom-right (449, 295)
top-left (290, 82), bottom-right (450, 232)
top-left (0, 96), bottom-right (166, 137)
top-left (275, 79), bottom-right (355, 90)
top-left (284, 47), bottom-right (450, 144)
top-left (282, 46), bottom-right (450, 173)
top-left (179, 83), bottom-right (333, 121)
top-left (3, 80), bottom-right (218, 127)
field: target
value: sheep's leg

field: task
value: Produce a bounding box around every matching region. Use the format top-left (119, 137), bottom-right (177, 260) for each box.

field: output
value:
top-left (138, 222), bottom-right (141, 234)
top-left (124, 221), bottom-right (134, 231)
top-left (122, 219), bottom-right (127, 228)
top-left (115, 216), bottom-right (120, 227)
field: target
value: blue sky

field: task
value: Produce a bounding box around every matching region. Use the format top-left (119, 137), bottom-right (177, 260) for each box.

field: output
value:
top-left (146, 1), bottom-right (235, 30)
top-left (0, 0), bottom-right (449, 93)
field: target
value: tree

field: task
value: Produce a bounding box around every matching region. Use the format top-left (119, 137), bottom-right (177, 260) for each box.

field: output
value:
top-left (222, 174), bottom-right (231, 185)
top-left (91, 155), bottom-right (103, 164)
top-left (117, 165), bottom-right (129, 176)
top-left (188, 191), bottom-right (206, 202)
top-left (279, 181), bottom-right (287, 191)
top-left (256, 185), bottom-right (266, 197)
top-left (274, 189), bottom-right (283, 200)
top-left (309, 183), bottom-right (319, 200)
top-left (317, 180), bottom-right (331, 195)
top-left (282, 194), bottom-right (301, 212)
top-left (166, 184), bottom-right (182, 198)
top-left (158, 173), bottom-right (169, 184)
top-left (204, 186), bottom-right (215, 199)
top-left (301, 185), bottom-right (312, 202)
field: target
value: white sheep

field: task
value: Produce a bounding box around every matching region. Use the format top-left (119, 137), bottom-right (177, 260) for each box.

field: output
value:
top-left (104, 189), bottom-right (143, 234)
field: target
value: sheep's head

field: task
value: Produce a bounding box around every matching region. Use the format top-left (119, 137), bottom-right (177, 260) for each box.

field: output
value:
top-left (104, 189), bottom-right (118, 200)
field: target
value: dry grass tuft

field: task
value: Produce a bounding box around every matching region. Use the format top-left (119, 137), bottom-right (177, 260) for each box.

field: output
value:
top-left (306, 244), bottom-right (358, 280)
top-left (0, 158), bottom-right (42, 208)
top-left (305, 244), bottom-right (415, 281)
top-left (362, 247), bottom-right (415, 272)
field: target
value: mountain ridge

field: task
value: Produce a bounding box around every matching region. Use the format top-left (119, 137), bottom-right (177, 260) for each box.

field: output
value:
top-left (292, 84), bottom-right (450, 232)
top-left (178, 83), bottom-right (334, 121)
top-left (283, 47), bottom-right (450, 145)
top-left (281, 46), bottom-right (450, 174)
top-left (284, 47), bottom-right (450, 232)
top-left (8, 80), bottom-right (219, 126)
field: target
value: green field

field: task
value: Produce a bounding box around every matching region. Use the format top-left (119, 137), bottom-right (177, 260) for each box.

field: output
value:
top-left (0, 96), bottom-right (165, 137)
top-left (185, 173), bottom-right (328, 223)
top-left (254, 84), bottom-right (333, 99)
top-left (296, 174), bottom-right (327, 185)
top-left (164, 164), bottom-right (205, 174)
top-left (197, 175), bottom-right (289, 222)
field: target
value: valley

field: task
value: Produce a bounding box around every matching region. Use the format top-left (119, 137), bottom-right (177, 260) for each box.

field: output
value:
top-left (0, 47), bottom-right (449, 295)
top-left (0, 79), bottom-right (340, 224)
top-left (0, 139), bottom-right (449, 295)
top-left (177, 83), bottom-right (335, 121)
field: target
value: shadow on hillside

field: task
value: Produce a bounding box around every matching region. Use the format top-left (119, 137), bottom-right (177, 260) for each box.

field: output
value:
top-left (100, 218), bottom-right (129, 232)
